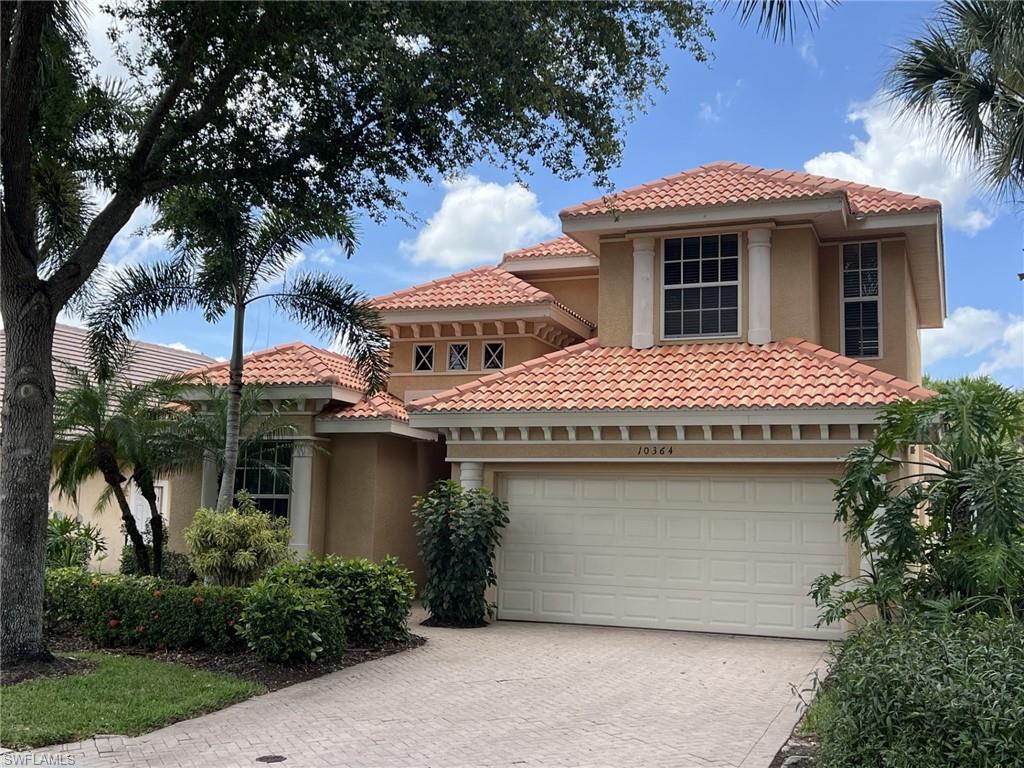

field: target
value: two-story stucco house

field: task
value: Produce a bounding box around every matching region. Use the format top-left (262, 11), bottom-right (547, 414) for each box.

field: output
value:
top-left (171, 161), bottom-right (942, 640)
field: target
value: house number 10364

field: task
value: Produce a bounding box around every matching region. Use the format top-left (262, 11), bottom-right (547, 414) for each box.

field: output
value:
top-left (637, 445), bottom-right (674, 456)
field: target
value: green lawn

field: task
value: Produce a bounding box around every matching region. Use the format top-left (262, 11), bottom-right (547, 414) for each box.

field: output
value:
top-left (0, 652), bottom-right (263, 750)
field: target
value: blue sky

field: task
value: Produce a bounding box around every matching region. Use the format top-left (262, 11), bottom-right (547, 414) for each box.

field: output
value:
top-left (85, 2), bottom-right (1023, 385)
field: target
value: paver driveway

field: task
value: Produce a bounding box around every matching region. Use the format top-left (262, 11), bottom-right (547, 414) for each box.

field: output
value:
top-left (25, 617), bottom-right (827, 768)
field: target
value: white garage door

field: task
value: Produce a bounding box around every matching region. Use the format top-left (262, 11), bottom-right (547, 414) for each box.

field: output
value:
top-left (496, 473), bottom-right (848, 639)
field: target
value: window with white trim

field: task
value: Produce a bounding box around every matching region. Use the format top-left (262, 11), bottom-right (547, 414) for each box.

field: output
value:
top-left (447, 342), bottom-right (469, 371)
top-left (483, 342), bottom-right (505, 370)
top-left (841, 242), bottom-right (881, 357)
top-left (663, 233), bottom-right (740, 338)
top-left (233, 441), bottom-right (292, 519)
top-left (413, 344), bottom-right (434, 372)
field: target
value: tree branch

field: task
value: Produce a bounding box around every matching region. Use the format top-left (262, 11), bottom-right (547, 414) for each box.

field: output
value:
top-left (1, 2), bottom-right (50, 277)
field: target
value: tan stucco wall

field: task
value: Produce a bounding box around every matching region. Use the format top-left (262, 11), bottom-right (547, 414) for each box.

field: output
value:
top-left (523, 275), bottom-right (599, 325)
top-left (771, 228), bottom-right (820, 343)
top-left (323, 433), bottom-right (447, 583)
top-left (51, 468), bottom-right (201, 572)
top-left (388, 336), bottom-right (552, 401)
top-left (597, 241), bottom-right (634, 346)
top-left (165, 469), bottom-right (202, 554)
top-left (819, 239), bottom-right (918, 381)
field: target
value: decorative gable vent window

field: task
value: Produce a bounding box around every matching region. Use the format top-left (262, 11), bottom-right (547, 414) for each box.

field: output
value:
top-left (483, 342), bottom-right (505, 370)
top-left (447, 342), bottom-right (469, 371)
top-left (413, 344), bottom-right (434, 372)
top-left (842, 242), bottom-right (881, 357)
top-left (233, 441), bottom-right (292, 519)
top-left (663, 233), bottom-right (740, 338)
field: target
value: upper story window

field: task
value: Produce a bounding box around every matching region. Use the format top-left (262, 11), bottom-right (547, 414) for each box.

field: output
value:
top-left (413, 344), bottom-right (434, 372)
top-left (483, 341), bottom-right (505, 370)
top-left (842, 242), bottom-right (881, 358)
top-left (234, 441), bottom-right (292, 519)
top-left (447, 342), bottom-right (469, 371)
top-left (663, 233), bottom-right (740, 338)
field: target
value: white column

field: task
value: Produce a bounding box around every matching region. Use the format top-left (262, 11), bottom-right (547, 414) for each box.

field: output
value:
top-left (631, 237), bottom-right (656, 348)
top-left (459, 461), bottom-right (483, 490)
top-left (288, 440), bottom-right (315, 554)
top-left (747, 228), bottom-right (772, 345)
top-left (200, 451), bottom-right (218, 508)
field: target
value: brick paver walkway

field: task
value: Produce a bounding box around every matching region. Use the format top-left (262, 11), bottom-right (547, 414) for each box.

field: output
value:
top-left (17, 616), bottom-right (826, 767)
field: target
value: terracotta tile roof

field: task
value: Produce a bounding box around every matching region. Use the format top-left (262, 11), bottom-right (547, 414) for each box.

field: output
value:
top-left (319, 392), bottom-right (409, 423)
top-left (188, 342), bottom-right (365, 390)
top-left (371, 265), bottom-right (595, 328)
top-left (410, 338), bottom-right (934, 413)
top-left (502, 236), bottom-right (592, 262)
top-left (561, 161), bottom-right (942, 219)
top-left (0, 323), bottom-right (214, 403)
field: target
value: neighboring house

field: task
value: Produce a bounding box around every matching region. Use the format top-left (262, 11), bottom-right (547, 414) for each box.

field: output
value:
top-left (0, 323), bottom-right (214, 570)
top-left (169, 161), bottom-right (943, 639)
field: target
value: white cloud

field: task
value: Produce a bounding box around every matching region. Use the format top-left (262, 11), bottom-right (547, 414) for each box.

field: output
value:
top-left (165, 341), bottom-right (200, 354)
top-left (976, 319), bottom-right (1024, 378)
top-left (922, 306), bottom-right (1024, 383)
top-left (697, 82), bottom-right (741, 124)
top-left (400, 177), bottom-right (558, 268)
top-left (805, 94), bottom-right (996, 234)
top-left (798, 37), bottom-right (819, 71)
top-left (82, 0), bottom-right (136, 81)
top-left (921, 306), bottom-right (1006, 366)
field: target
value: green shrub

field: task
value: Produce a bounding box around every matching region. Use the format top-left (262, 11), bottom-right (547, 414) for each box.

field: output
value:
top-left (82, 577), bottom-right (245, 652)
top-left (265, 555), bottom-right (415, 646)
top-left (817, 618), bottom-right (1024, 768)
top-left (46, 513), bottom-right (106, 569)
top-left (184, 494), bottom-right (292, 586)
top-left (44, 567), bottom-right (102, 629)
top-left (121, 545), bottom-right (196, 585)
top-left (413, 480), bottom-right (509, 626)
top-left (239, 580), bottom-right (346, 663)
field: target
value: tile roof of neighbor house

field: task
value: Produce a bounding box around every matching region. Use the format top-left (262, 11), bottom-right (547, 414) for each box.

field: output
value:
top-left (319, 391), bottom-right (409, 423)
top-left (410, 338), bottom-right (934, 413)
top-left (560, 161), bottom-right (942, 219)
top-left (502, 235), bottom-right (592, 262)
top-left (188, 342), bottom-right (365, 391)
top-left (371, 265), bottom-right (595, 327)
top-left (0, 323), bottom-right (215, 403)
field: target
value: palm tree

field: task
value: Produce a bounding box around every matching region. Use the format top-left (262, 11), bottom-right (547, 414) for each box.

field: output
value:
top-left (88, 189), bottom-right (389, 514)
top-left (814, 377), bottom-right (1024, 625)
top-left (175, 382), bottom-right (298, 500)
top-left (51, 362), bottom-right (183, 574)
top-left (887, 1), bottom-right (1024, 202)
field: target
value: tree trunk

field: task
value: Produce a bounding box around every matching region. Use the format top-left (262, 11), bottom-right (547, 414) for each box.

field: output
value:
top-left (109, 477), bottom-right (151, 575)
top-left (139, 477), bottom-right (163, 576)
top-left (95, 445), bottom-right (150, 575)
top-left (215, 302), bottom-right (246, 513)
top-left (0, 296), bottom-right (56, 666)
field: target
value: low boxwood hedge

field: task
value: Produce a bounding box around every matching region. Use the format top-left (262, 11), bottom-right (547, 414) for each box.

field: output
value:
top-left (263, 555), bottom-right (415, 646)
top-left (817, 617), bottom-right (1024, 768)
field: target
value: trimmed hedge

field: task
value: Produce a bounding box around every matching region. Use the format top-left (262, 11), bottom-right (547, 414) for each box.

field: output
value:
top-left (263, 555), bottom-right (415, 646)
top-left (817, 618), bottom-right (1024, 768)
top-left (82, 577), bottom-right (246, 652)
top-left (44, 567), bottom-right (107, 629)
top-left (239, 580), bottom-right (346, 663)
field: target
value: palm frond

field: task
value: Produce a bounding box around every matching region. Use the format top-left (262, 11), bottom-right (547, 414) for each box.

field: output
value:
top-left (732, 0), bottom-right (834, 43)
top-left (263, 273), bottom-right (390, 394)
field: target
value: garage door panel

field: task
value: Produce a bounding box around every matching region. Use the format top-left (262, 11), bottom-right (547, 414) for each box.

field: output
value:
top-left (498, 473), bottom-right (848, 640)
top-left (498, 580), bottom-right (842, 639)
top-left (499, 546), bottom-right (845, 597)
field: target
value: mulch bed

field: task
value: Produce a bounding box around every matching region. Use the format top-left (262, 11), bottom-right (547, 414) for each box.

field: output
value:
top-left (769, 719), bottom-right (820, 768)
top-left (420, 616), bottom-right (487, 629)
top-left (10, 629), bottom-right (426, 691)
top-left (1, 654), bottom-right (97, 687)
